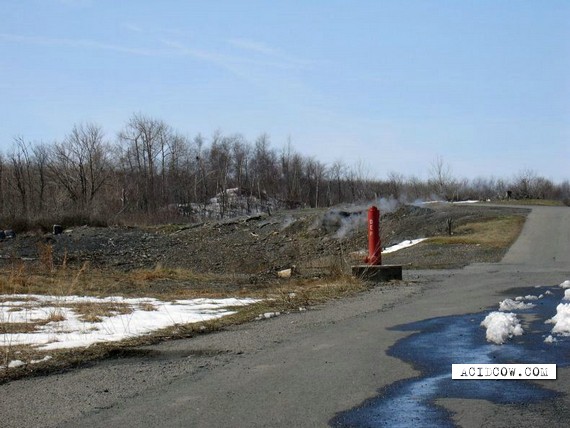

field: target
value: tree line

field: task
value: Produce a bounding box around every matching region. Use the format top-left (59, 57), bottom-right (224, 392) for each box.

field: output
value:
top-left (1, 114), bottom-right (568, 230)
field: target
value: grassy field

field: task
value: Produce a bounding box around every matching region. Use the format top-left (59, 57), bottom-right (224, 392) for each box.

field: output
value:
top-left (492, 199), bottom-right (566, 207)
top-left (427, 215), bottom-right (526, 248)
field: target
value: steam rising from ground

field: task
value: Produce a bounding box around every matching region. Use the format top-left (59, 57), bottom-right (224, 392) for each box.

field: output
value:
top-left (323, 196), bottom-right (406, 239)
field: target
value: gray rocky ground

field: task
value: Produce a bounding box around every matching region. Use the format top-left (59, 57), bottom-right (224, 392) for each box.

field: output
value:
top-left (0, 203), bottom-right (528, 277)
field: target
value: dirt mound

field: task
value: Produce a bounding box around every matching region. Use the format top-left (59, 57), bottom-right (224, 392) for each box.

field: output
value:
top-left (0, 203), bottom-right (529, 278)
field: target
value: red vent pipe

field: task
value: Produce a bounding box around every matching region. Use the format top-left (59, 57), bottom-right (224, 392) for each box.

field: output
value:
top-left (365, 206), bottom-right (381, 265)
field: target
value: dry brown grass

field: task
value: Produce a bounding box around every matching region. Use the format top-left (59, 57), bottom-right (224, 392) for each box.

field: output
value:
top-left (154, 275), bottom-right (372, 334)
top-left (0, 262), bottom-right (231, 302)
top-left (38, 242), bottom-right (55, 272)
top-left (71, 301), bottom-right (134, 323)
top-left (46, 308), bottom-right (66, 323)
top-left (1, 344), bottom-right (51, 371)
top-left (129, 264), bottom-right (218, 283)
top-left (493, 199), bottom-right (565, 207)
top-left (0, 322), bottom-right (45, 334)
top-left (427, 215), bottom-right (525, 248)
top-left (0, 272), bottom-right (371, 383)
top-left (0, 238), bottom-right (375, 383)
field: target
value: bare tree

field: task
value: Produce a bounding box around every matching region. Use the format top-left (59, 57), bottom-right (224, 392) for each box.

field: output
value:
top-left (8, 137), bottom-right (34, 215)
top-left (329, 160), bottom-right (346, 205)
top-left (280, 141), bottom-right (305, 207)
top-left (429, 156), bottom-right (456, 200)
top-left (344, 160), bottom-right (372, 201)
top-left (50, 123), bottom-right (110, 212)
top-left (165, 133), bottom-right (190, 204)
top-left (118, 114), bottom-right (170, 212)
top-left (304, 157), bottom-right (327, 208)
top-left (232, 136), bottom-right (250, 193)
top-left (387, 171), bottom-right (405, 200)
top-left (511, 169), bottom-right (538, 199)
top-left (251, 134), bottom-right (278, 202)
top-left (209, 132), bottom-right (232, 218)
top-left (193, 133), bottom-right (211, 212)
top-left (31, 143), bottom-right (50, 213)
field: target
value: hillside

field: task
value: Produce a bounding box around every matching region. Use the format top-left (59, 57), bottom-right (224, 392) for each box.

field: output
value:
top-left (0, 203), bottom-right (529, 285)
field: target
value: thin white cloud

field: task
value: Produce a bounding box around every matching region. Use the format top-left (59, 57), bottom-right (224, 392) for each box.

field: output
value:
top-left (160, 38), bottom-right (311, 72)
top-left (0, 33), bottom-right (161, 56)
top-left (228, 38), bottom-right (276, 56)
top-left (159, 38), bottom-right (234, 63)
top-left (123, 22), bottom-right (143, 33)
top-left (54, 0), bottom-right (93, 6)
top-left (0, 30), bottom-right (314, 98)
top-left (0, 32), bottom-right (310, 72)
top-left (227, 37), bottom-right (314, 70)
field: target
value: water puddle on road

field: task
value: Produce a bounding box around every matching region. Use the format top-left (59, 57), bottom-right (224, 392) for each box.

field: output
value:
top-left (331, 284), bottom-right (570, 427)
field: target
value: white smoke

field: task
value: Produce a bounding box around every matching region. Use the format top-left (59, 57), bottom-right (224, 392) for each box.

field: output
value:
top-left (376, 196), bottom-right (400, 214)
top-left (333, 212), bottom-right (367, 239)
top-left (323, 196), bottom-right (406, 239)
top-left (280, 215), bottom-right (295, 230)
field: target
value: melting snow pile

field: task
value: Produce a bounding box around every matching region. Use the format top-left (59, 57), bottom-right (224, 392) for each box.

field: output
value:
top-left (544, 280), bottom-right (570, 336)
top-left (480, 293), bottom-right (552, 343)
top-left (547, 303), bottom-right (570, 335)
top-left (481, 312), bottom-right (523, 344)
top-left (515, 294), bottom-right (542, 301)
top-left (540, 281), bottom-right (570, 341)
top-left (489, 279), bottom-right (570, 344)
top-left (499, 298), bottom-right (534, 311)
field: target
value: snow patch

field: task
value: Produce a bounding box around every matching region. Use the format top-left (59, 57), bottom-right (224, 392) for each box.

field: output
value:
top-left (30, 355), bottom-right (52, 364)
top-left (548, 303), bottom-right (570, 335)
top-left (499, 299), bottom-right (534, 311)
top-left (515, 294), bottom-right (542, 301)
top-left (7, 360), bottom-right (25, 368)
top-left (481, 312), bottom-right (524, 344)
top-left (256, 312), bottom-right (280, 320)
top-left (383, 238), bottom-right (427, 254)
top-left (1, 295), bottom-right (261, 351)
top-left (544, 335), bottom-right (557, 343)
top-left (560, 280), bottom-right (570, 289)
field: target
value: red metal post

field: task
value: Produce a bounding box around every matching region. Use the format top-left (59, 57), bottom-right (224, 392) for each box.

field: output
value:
top-left (365, 206), bottom-right (381, 265)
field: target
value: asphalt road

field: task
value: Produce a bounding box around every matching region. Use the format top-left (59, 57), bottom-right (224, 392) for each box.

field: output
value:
top-left (1, 205), bottom-right (569, 427)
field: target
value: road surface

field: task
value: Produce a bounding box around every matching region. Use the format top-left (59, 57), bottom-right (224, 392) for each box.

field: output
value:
top-left (1, 205), bottom-right (569, 427)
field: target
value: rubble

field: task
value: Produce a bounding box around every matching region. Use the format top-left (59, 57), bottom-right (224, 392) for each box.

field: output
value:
top-left (0, 204), bottom-right (528, 280)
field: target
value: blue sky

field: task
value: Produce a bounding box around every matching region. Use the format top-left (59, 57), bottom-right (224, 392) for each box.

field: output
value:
top-left (1, 0), bottom-right (569, 181)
